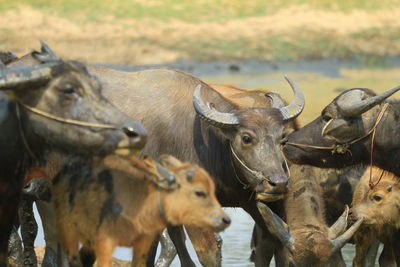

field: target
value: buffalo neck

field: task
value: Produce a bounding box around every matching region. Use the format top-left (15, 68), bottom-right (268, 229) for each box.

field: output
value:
top-left (0, 99), bottom-right (35, 175)
top-left (193, 117), bottom-right (254, 207)
top-left (369, 102), bottom-right (400, 176)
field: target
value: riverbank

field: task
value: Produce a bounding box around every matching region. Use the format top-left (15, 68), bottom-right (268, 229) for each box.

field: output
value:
top-left (1, 1), bottom-right (400, 65)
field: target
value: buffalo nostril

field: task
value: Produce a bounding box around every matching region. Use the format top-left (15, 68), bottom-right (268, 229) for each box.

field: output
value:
top-left (268, 176), bottom-right (289, 188)
top-left (222, 216), bottom-right (231, 225)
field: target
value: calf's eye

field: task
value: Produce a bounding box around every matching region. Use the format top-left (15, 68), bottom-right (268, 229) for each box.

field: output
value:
top-left (372, 195), bottom-right (382, 202)
top-left (195, 190), bottom-right (206, 198)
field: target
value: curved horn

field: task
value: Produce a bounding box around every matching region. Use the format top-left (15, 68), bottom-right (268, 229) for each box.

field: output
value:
top-left (257, 202), bottom-right (295, 252)
top-left (265, 92), bottom-right (286, 109)
top-left (0, 61), bottom-right (63, 91)
top-left (331, 217), bottom-right (363, 252)
top-left (32, 40), bottom-right (59, 63)
top-left (279, 76), bottom-right (305, 121)
top-left (328, 205), bottom-right (349, 239)
top-left (193, 84), bottom-right (239, 128)
top-left (339, 85), bottom-right (400, 116)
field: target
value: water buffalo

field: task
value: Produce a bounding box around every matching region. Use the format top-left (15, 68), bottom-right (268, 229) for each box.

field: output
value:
top-left (258, 164), bottom-right (363, 266)
top-left (14, 43), bottom-right (304, 266)
top-left (94, 72), bottom-right (304, 266)
top-left (283, 86), bottom-right (400, 175)
top-left (0, 44), bottom-right (147, 267)
top-left (351, 166), bottom-right (400, 267)
top-left (53, 154), bottom-right (230, 267)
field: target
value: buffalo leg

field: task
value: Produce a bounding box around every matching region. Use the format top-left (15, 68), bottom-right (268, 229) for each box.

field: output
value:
top-left (79, 246), bottom-right (96, 267)
top-left (392, 230), bottom-right (400, 266)
top-left (167, 226), bottom-right (196, 267)
top-left (145, 237), bottom-right (159, 267)
top-left (36, 200), bottom-right (70, 267)
top-left (353, 232), bottom-right (375, 267)
top-left (185, 225), bottom-right (222, 267)
top-left (249, 224), bottom-right (275, 266)
top-left (0, 174), bottom-right (23, 267)
top-left (364, 240), bottom-right (380, 267)
top-left (19, 196), bottom-right (38, 267)
top-left (155, 230), bottom-right (177, 267)
top-left (132, 235), bottom-right (156, 267)
top-left (379, 242), bottom-right (396, 267)
top-left (242, 202), bottom-right (282, 267)
top-left (326, 250), bottom-right (346, 267)
top-left (7, 225), bottom-right (24, 267)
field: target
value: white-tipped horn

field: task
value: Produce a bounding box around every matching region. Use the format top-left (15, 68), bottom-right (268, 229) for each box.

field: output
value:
top-left (279, 76), bottom-right (305, 121)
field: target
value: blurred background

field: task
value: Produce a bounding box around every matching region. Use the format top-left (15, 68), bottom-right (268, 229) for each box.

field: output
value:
top-left (2, 1), bottom-right (399, 266)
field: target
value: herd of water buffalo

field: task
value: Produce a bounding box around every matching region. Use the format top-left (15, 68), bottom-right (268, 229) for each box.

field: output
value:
top-left (0, 41), bottom-right (399, 267)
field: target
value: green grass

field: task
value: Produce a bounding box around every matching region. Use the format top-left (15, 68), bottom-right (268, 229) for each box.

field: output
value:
top-left (0, 0), bottom-right (398, 22)
top-left (1, 0), bottom-right (400, 64)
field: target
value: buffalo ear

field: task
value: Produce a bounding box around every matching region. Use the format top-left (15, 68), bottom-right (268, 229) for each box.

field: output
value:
top-left (158, 155), bottom-right (183, 169)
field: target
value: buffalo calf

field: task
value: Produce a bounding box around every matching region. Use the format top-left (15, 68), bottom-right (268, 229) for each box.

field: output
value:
top-left (53, 155), bottom-right (230, 267)
top-left (351, 167), bottom-right (400, 267)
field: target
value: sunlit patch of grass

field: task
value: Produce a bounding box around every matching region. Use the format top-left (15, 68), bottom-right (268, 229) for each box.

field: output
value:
top-left (0, 0), bottom-right (398, 22)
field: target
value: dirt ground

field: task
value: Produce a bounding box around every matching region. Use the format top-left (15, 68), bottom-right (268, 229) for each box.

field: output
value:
top-left (1, 5), bottom-right (400, 65)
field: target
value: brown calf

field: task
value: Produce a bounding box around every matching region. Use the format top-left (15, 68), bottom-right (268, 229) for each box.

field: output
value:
top-left (350, 166), bottom-right (400, 267)
top-left (258, 164), bottom-right (363, 266)
top-left (53, 155), bottom-right (230, 267)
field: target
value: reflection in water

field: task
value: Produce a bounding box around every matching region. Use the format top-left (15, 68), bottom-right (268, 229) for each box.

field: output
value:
top-left (34, 206), bottom-right (373, 266)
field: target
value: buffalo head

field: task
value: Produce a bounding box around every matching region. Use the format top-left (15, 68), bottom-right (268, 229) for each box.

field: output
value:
top-left (193, 77), bottom-right (305, 201)
top-left (1, 43), bottom-right (147, 156)
top-left (283, 86), bottom-right (400, 169)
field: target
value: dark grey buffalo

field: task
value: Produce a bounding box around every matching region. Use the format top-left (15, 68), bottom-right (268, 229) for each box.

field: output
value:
top-left (283, 86), bottom-right (400, 175)
top-left (0, 44), bottom-right (147, 267)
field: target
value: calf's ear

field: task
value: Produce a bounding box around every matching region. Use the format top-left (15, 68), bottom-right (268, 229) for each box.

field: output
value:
top-left (159, 155), bottom-right (183, 169)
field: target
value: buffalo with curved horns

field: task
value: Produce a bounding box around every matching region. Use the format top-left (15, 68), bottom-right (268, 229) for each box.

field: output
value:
top-left (0, 43), bottom-right (147, 266)
top-left (283, 86), bottom-right (400, 175)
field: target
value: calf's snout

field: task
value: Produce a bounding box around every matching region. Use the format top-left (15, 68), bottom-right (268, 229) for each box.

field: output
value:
top-left (213, 214), bottom-right (231, 231)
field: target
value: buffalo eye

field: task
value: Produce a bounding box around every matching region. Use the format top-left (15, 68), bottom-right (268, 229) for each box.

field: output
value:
top-left (372, 195), bottom-right (382, 202)
top-left (195, 190), bottom-right (206, 198)
top-left (60, 83), bottom-right (79, 97)
top-left (242, 135), bottom-right (252, 144)
top-left (322, 114), bottom-right (332, 123)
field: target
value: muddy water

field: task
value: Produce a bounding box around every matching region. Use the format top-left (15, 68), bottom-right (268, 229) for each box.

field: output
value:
top-left (35, 59), bottom-right (400, 266)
